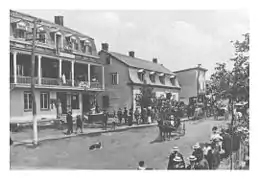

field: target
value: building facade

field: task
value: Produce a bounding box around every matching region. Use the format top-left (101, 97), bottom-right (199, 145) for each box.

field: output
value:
top-left (174, 65), bottom-right (207, 104)
top-left (10, 10), bottom-right (105, 123)
top-left (98, 43), bottom-right (181, 112)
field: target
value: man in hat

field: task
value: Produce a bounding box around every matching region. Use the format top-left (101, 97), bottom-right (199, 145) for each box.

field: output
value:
top-left (66, 111), bottom-right (73, 135)
top-left (137, 161), bottom-right (146, 170)
top-left (117, 108), bottom-right (123, 125)
top-left (172, 156), bottom-right (185, 170)
top-left (167, 147), bottom-right (184, 169)
top-left (186, 155), bottom-right (198, 170)
top-left (123, 107), bottom-right (128, 124)
top-left (192, 143), bottom-right (204, 162)
top-left (134, 107), bottom-right (141, 125)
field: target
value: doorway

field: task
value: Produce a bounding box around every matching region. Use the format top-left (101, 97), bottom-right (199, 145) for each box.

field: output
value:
top-left (57, 92), bottom-right (67, 114)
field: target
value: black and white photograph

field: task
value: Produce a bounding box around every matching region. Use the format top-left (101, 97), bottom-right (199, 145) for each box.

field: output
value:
top-left (6, 1), bottom-right (253, 172)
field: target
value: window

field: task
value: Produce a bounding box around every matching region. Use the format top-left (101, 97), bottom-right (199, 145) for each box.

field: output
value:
top-left (16, 29), bottom-right (25, 39)
top-left (106, 56), bottom-right (111, 64)
top-left (111, 73), bottom-right (119, 85)
top-left (72, 39), bottom-right (79, 50)
top-left (24, 92), bottom-right (32, 111)
top-left (159, 76), bottom-right (165, 84)
top-left (71, 93), bottom-right (79, 109)
top-left (80, 41), bottom-right (86, 53)
top-left (40, 92), bottom-right (49, 110)
top-left (38, 33), bottom-right (46, 43)
top-left (150, 74), bottom-right (155, 83)
top-left (170, 78), bottom-right (176, 86)
top-left (138, 73), bottom-right (145, 82)
top-left (103, 96), bottom-right (109, 108)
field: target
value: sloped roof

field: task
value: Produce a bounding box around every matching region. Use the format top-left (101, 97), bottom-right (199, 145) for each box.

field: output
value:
top-left (10, 10), bottom-right (92, 40)
top-left (108, 51), bottom-right (173, 74)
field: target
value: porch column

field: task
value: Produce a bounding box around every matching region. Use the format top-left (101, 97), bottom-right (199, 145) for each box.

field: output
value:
top-left (59, 59), bottom-right (62, 78)
top-left (88, 64), bottom-right (91, 88)
top-left (71, 61), bottom-right (74, 87)
top-left (13, 51), bottom-right (17, 84)
top-left (38, 55), bottom-right (41, 85)
top-left (102, 66), bottom-right (105, 89)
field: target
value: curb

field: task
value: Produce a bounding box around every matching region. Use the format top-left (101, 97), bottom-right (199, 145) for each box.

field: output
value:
top-left (12, 117), bottom-right (208, 147)
top-left (12, 123), bottom-right (158, 146)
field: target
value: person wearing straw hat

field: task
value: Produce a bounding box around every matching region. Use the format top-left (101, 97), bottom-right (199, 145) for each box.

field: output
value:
top-left (172, 156), bottom-right (185, 170)
top-left (167, 147), bottom-right (184, 170)
top-left (186, 155), bottom-right (198, 170)
top-left (192, 143), bottom-right (204, 162)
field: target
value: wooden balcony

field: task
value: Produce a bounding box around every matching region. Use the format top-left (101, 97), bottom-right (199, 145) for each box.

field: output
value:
top-left (17, 76), bottom-right (39, 84)
top-left (10, 76), bottom-right (104, 90)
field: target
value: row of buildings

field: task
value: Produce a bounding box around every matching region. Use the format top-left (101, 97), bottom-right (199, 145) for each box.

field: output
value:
top-left (10, 10), bottom-right (207, 123)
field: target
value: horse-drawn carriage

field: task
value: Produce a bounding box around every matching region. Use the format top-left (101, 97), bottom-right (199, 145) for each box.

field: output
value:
top-left (158, 116), bottom-right (186, 141)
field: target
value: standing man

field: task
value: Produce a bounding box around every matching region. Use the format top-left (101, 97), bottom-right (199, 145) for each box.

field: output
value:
top-left (167, 147), bottom-right (184, 169)
top-left (128, 108), bottom-right (133, 126)
top-left (75, 115), bottom-right (83, 134)
top-left (66, 111), bottom-right (73, 135)
top-left (134, 107), bottom-right (141, 125)
top-left (123, 107), bottom-right (128, 124)
top-left (117, 108), bottom-right (123, 125)
top-left (186, 155), bottom-right (198, 170)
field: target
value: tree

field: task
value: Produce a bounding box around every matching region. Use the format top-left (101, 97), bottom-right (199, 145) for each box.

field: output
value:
top-left (210, 33), bottom-right (249, 101)
top-left (136, 81), bottom-right (156, 109)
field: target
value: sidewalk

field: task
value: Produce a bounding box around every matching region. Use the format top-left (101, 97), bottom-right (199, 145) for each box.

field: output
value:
top-left (11, 117), bottom-right (200, 146)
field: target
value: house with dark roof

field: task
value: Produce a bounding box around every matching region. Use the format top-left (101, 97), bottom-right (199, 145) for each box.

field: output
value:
top-left (98, 43), bottom-right (181, 112)
top-left (10, 10), bottom-right (105, 123)
top-left (173, 65), bottom-right (208, 104)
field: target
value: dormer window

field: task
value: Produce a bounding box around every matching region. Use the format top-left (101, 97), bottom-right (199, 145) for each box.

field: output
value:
top-left (37, 27), bottom-right (46, 43)
top-left (65, 34), bottom-right (73, 49)
top-left (170, 75), bottom-right (176, 86)
top-left (13, 21), bottom-right (27, 39)
top-left (149, 71), bottom-right (156, 83)
top-left (80, 38), bottom-right (92, 54)
top-left (138, 69), bottom-right (145, 82)
top-left (71, 36), bottom-right (78, 50)
top-left (159, 73), bottom-right (165, 84)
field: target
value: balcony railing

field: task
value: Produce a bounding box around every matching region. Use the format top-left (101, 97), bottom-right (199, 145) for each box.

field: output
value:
top-left (90, 82), bottom-right (102, 89)
top-left (41, 77), bottom-right (60, 86)
top-left (17, 76), bottom-right (38, 84)
top-left (10, 76), bottom-right (103, 90)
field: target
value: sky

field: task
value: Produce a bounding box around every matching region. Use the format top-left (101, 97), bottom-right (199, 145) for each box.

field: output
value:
top-left (18, 10), bottom-right (249, 79)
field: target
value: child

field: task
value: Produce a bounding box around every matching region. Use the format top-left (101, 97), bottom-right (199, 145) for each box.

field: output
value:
top-left (76, 115), bottom-right (83, 133)
top-left (111, 115), bottom-right (117, 130)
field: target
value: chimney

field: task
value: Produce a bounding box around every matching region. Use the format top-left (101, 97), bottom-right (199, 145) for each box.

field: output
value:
top-left (54, 16), bottom-right (64, 26)
top-left (129, 51), bottom-right (135, 58)
top-left (152, 58), bottom-right (158, 63)
top-left (101, 43), bottom-right (109, 51)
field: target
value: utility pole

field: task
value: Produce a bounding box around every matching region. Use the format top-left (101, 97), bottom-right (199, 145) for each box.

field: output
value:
top-left (31, 19), bottom-right (38, 145)
top-left (197, 64), bottom-right (201, 100)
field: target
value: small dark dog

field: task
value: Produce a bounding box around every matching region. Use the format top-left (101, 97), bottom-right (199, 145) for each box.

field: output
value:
top-left (89, 142), bottom-right (102, 150)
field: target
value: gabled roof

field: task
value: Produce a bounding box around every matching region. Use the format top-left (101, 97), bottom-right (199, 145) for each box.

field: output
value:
top-left (108, 51), bottom-right (173, 74)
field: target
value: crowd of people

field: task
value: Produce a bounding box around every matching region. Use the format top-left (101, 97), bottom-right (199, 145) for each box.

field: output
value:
top-left (137, 124), bottom-right (249, 170)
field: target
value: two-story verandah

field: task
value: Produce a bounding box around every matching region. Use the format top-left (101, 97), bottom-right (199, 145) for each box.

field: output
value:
top-left (10, 48), bottom-right (105, 123)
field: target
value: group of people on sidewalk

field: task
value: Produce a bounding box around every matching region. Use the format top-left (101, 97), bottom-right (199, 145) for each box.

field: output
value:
top-left (65, 111), bottom-right (84, 135)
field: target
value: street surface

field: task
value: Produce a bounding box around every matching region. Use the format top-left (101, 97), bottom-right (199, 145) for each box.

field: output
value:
top-left (10, 118), bottom-right (228, 169)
